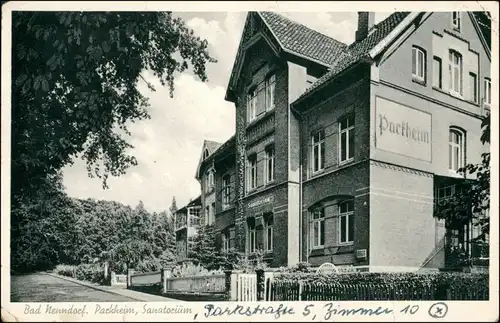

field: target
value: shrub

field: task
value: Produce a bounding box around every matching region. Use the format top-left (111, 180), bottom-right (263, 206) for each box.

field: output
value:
top-left (273, 271), bottom-right (489, 300)
top-left (54, 264), bottom-right (77, 278)
top-left (172, 262), bottom-right (224, 278)
top-left (74, 263), bottom-right (105, 284)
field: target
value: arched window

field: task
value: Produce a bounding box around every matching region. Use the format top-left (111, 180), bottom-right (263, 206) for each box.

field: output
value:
top-left (412, 46), bottom-right (426, 82)
top-left (203, 148), bottom-right (209, 159)
top-left (449, 50), bottom-right (463, 95)
top-left (449, 128), bottom-right (465, 172)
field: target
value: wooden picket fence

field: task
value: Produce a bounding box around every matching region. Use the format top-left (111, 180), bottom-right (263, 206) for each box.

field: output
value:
top-left (269, 281), bottom-right (488, 301)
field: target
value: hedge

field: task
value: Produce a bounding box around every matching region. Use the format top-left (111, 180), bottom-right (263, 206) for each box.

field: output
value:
top-left (272, 271), bottom-right (489, 300)
top-left (54, 263), bottom-right (106, 285)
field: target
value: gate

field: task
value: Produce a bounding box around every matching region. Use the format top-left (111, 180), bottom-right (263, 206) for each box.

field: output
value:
top-left (236, 273), bottom-right (257, 301)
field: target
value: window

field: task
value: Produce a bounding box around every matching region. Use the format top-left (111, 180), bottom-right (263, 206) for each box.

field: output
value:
top-left (339, 113), bottom-right (355, 163)
top-left (247, 154), bottom-right (257, 191)
top-left (222, 230), bottom-right (230, 252)
top-left (247, 89), bottom-right (257, 122)
top-left (247, 74), bottom-right (276, 123)
top-left (311, 208), bottom-right (325, 248)
top-left (449, 50), bottom-right (463, 95)
top-left (437, 184), bottom-right (463, 201)
top-left (484, 78), bottom-right (491, 105)
top-left (311, 130), bottom-right (325, 173)
top-left (248, 220), bottom-right (256, 253)
top-left (203, 148), bottom-right (209, 159)
top-left (433, 56), bottom-right (442, 88)
top-left (265, 75), bottom-right (275, 111)
top-left (449, 128), bottom-right (465, 172)
top-left (469, 72), bottom-right (478, 103)
top-left (222, 175), bottom-right (231, 207)
top-left (412, 46), bottom-right (426, 82)
top-left (265, 146), bottom-right (274, 183)
top-left (265, 214), bottom-right (273, 252)
top-left (206, 169), bottom-right (214, 191)
top-left (339, 201), bottom-right (354, 244)
top-left (211, 202), bottom-right (215, 223)
top-left (452, 12), bottom-right (461, 31)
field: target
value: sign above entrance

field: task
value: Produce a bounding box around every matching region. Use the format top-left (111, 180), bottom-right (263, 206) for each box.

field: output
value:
top-left (375, 97), bottom-right (432, 162)
top-left (247, 196), bottom-right (273, 209)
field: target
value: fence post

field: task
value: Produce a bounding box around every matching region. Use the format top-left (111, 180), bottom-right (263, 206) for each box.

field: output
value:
top-left (127, 269), bottom-right (135, 289)
top-left (256, 269), bottom-right (265, 301)
top-left (298, 281), bottom-right (303, 301)
top-left (225, 270), bottom-right (240, 301)
top-left (161, 268), bottom-right (171, 294)
top-left (104, 262), bottom-right (109, 282)
top-left (110, 271), bottom-right (116, 286)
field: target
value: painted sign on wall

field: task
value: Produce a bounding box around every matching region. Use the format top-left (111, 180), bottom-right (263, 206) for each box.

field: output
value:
top-left (248, 196), bottom-right (273, 209)
top-left (375, 97), bottom-right (432, 162)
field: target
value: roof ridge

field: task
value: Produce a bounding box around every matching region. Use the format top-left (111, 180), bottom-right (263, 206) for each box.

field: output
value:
top-left (348, 11), bottom-right (405, 48)
top-left (259, 11), bottom-right (348, 47)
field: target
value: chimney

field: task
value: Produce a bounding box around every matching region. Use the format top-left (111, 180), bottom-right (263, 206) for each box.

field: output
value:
top-left (355, 12), bottom-right (375, 42)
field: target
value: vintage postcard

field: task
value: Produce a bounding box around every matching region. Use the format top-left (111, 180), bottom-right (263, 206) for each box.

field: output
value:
top-left (1, 1), bottom-right (498, 322)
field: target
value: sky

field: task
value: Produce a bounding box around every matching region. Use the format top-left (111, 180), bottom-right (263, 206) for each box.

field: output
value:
top-left (62, 11), bottom-right (392, 213)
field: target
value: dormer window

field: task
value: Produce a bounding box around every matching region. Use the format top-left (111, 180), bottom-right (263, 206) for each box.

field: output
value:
top-left (452, 12), bottom-right (461, 31)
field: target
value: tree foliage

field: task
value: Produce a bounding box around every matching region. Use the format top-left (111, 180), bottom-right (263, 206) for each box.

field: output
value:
top-left (11, 180), bottom-right (178, 273)
top-left (434, 114), bottom-right (490, 246)
top-left (11, 11), bottom-right (216, 203)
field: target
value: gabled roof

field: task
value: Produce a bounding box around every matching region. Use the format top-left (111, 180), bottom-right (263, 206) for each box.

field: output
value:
top-left (176, 195), bottom-right (202, 214)
top-left (294, 11), bottom-right (491, 105)
top-left (195, 139), bottom-right (222, 180)
top-left (205, 140), bottom-right (222, 155)
top-left (259, 12), bottom-right (348, 65)
top-left (225, 11), bottom-right (348, 101)
top-left (295, 11), bottom-right (412, 103)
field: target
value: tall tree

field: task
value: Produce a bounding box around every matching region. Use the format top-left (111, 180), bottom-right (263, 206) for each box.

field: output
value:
top-left (11, 12), bottom-right (216, 204)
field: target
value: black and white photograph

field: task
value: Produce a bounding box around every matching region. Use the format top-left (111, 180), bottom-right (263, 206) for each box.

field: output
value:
top-left (1, 1), bottom-right (498, 321)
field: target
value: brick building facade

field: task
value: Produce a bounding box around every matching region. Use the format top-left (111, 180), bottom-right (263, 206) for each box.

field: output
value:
top-left (193, 11), bottom-right (490, 271)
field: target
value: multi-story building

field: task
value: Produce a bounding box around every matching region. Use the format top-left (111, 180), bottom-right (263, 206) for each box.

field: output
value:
top-left (196, 140), bottom-right (224, 227)
top-left (174, 195), bottom-right (201, 262)
top-left (197, 11), bottom-right (490, 272)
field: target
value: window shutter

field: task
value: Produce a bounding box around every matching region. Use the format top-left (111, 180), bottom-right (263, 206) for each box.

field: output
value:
top-left (256, 159), bottom-right (263, 187)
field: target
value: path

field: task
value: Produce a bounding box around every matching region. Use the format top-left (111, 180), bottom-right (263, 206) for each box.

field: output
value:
top-left (10, 273), bottom-right (175, 302)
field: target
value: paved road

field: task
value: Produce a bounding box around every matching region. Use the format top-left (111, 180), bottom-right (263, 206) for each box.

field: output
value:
top-left (11, 273), bottom-right (137, 302)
